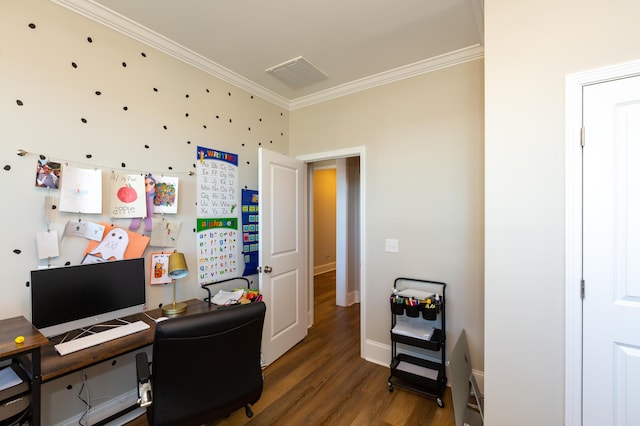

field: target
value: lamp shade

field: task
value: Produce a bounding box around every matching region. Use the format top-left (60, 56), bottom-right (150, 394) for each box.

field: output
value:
top-left (168, 251), bottom-right (189, 279)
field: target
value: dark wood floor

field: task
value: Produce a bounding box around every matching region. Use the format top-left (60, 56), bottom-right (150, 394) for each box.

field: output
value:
top-left (126, 271), bottom-right (455, 425)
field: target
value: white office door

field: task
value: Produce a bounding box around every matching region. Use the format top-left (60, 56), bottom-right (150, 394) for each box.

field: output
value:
top-left (258, 148), bottom-right (308, 366)
top-left (583, 75), bottom-right (640, 425)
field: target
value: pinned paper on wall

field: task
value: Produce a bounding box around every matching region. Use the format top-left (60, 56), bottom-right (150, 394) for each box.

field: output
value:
top-left (196, 146), bottom-right (240, 285)
top-left (153, 176), bottom-right (179, 214)
top-left (196, 146), bottom-right (238, 218)
top-left (149, 252), bottom-right (172, 285)
top-left (62, 220), bottom-right (105, 241)
top-left (109, 173), bottom-right (147, 219)
top-left (58, 165), bottom-right (103, 214)
top-left (149, 217), bottom-right (181, 248)
top-left (82, 223), bottom-right (150, 264)
top-left (36, 230), bottom-right (59, 259)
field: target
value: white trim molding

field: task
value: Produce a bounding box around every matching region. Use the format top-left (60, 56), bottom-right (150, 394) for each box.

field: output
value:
top-left (565, 59), bottom-right (640, 426)
top-left (50, 0), bottom-right (483, 111)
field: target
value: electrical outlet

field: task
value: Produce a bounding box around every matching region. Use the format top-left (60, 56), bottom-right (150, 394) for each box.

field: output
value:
top-left (385, 238), bottom-right (399, 253)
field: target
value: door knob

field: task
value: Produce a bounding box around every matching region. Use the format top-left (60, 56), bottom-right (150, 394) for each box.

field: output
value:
top-left (263, 265), bottom-right (272, 273)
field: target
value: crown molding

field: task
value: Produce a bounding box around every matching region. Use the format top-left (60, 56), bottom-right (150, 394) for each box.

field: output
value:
top-left (289, 45), bottom-right (484, 110)
top-left (51, 0), bottom-right (291, 109)
top-left (51, 0), bottom-right (484, 112)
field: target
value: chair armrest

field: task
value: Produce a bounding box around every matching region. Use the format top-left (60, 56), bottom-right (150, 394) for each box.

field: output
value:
top-left (136, 352), bottom-right (150, 383)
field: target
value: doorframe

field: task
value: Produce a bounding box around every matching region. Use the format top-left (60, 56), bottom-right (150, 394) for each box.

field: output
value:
top-left (565, 59), bottom-right (640, 426)
top-left (297, 147), bottom-right (366, 356)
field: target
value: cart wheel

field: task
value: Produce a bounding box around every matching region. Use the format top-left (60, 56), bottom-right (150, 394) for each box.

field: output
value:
top-left (388, 382), bottom-right (393, 393)
top-left (436, 397), bottom-right (444, 408)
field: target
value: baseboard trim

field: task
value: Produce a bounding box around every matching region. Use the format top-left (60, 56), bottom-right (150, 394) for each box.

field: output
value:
top-left (313, 263), bottom-right (336, 275)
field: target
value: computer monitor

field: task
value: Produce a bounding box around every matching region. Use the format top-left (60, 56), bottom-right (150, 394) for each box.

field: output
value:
top-left (30, 258), bottom-right (146, 337)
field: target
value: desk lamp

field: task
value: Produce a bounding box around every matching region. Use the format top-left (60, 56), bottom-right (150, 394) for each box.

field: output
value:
top-left (162, 250), bottom-right (189, 316)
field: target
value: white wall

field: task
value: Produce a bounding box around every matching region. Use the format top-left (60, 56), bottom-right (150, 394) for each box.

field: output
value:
top-left (484, 0), bottom-right (640, 424)
top-left (290, 60), bottom-right (485, 371)
top-left (1, 0), bottom-right (288, 423)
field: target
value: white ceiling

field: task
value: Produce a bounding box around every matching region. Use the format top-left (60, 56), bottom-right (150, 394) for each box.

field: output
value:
top-left (53, 0), bottom-right (484, 109)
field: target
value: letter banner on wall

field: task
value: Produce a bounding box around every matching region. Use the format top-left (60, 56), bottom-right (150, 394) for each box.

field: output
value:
top-left (196, 146), bottom-right (239, 286)
top-left (241, 189), bottom-right (259, 276)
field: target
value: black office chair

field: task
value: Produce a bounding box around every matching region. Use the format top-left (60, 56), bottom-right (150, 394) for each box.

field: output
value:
top-left (136, 302), bottom-right (266, 426)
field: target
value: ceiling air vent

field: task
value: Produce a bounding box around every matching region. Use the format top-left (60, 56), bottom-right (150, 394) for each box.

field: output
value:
top-left (265, 56), bottom-right (328, 89)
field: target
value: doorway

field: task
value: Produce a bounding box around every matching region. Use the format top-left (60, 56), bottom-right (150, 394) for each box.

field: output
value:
top-left (565, 60), bottom-right (640, 425)
top-left (297, 147), bottom-right (366, 355)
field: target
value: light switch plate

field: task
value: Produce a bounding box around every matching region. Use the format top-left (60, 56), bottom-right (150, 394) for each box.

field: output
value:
top-left (385, 238), bottom-right (399, 253)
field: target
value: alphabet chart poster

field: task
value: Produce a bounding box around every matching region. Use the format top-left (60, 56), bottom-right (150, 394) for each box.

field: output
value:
top-left (196, 146), bottom-right (239, 285)
top-left (196, 218), bottom-right (239, 285)
top-left (196, 146), bottom-right (239, 217)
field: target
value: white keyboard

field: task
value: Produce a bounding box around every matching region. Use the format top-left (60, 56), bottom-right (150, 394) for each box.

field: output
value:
top-left (54, 320), bottom-right (150, 356)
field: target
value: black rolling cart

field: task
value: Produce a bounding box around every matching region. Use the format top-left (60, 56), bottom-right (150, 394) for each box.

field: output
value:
top-left (387, 277), bottom-right (447, 407)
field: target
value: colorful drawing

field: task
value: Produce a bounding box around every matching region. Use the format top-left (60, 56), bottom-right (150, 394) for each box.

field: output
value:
top-left (153, 176), bottom-right (179, 214)
top-left (130, 173), bottom-right (157, 232)
top-left (150, 252), bottom-right (172, 284)
top-left (109, 173), bottom-right (146, 219)
top-left (82, 223), bottom-right (150, 264)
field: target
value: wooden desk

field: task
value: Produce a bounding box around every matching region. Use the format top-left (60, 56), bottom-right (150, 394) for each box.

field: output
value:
top-left (0, 316), bottom-right (49, 426)
top-left (40, 299), bottom-right (214, 383)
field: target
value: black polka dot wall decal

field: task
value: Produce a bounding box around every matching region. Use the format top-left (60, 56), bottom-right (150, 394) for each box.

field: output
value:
top-left (26, 282), bottom-right (30, 288)
top-left (16, 99), bottom-right (23, 106)
top-left (229, 119), bottom-right (232, 123)
top-left (71, 62), bottom-right (78, 69)
top-left (51, 204), bottom-right (57, 210)
top-left (258, 142), bottom-right (262, 146)
top-left (185, 113), bottom-right (189, 117)
top-left (121, 162), bottom-right (126, 167)
top-left (203, 125), bottom-right (207, 129)
top-left (186, 140), bottom-right (191, 144)
top-left (228, 92), bottom-right (231, 96)
top-left (259, 118), bottom-right (262, 122)
top-left (168, 166), bottom-right (173, 170)
top-left (246, 161), bottom-right (250, 165)
top-left (86, 154), bottom-right (92, 158)
top-left (65, 261), bottom-right (71, 266)
top-left (153, 87), bottom-right (158, 92)
top-left (216, 115), bottom-right (219, 119)
top-left (81, 118), bottom-right (87, 123)
top-left (122, 62), bottom-right (127, 67)
top-left (250, 95), bottom-right (254, 99)
top-left (123, 106), bottom-right (128, 111)
top-left (3, 165), bottom-right (10, 171)
top-left (185, 94), bottom-right (189, 98)
top-left (163, 125), bottom-right (167, 130)
top-left (206, 89), bottom-right (210, 93)
top-left (248, 127), bottom-right (251, 131)
top-left (193, 228), bottom-right (196, 233)
top-left (87, 36), bottom-right (93, 43)
top-left (95, 91), bottom-right (101, 96)
top-left (141, 52), bottom-right (147, 57)
top-left (28, 23), bottom-right (36, 29)
top-left (39, 154), bottom-right (45, 160)
top-left (13, 249), bottom-right (21, 255)
top-left (241, 143), bottom-right (245, 147)
top-left (144, 144), bottom-right (149, 149)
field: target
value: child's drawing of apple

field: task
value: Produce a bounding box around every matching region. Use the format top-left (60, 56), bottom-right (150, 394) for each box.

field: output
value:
top-left (117, 184), bottom-right (138, 203)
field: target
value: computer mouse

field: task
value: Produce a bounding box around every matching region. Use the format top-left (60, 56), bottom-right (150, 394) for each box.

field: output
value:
top-left (156, 317), bottom-right (169, 322)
